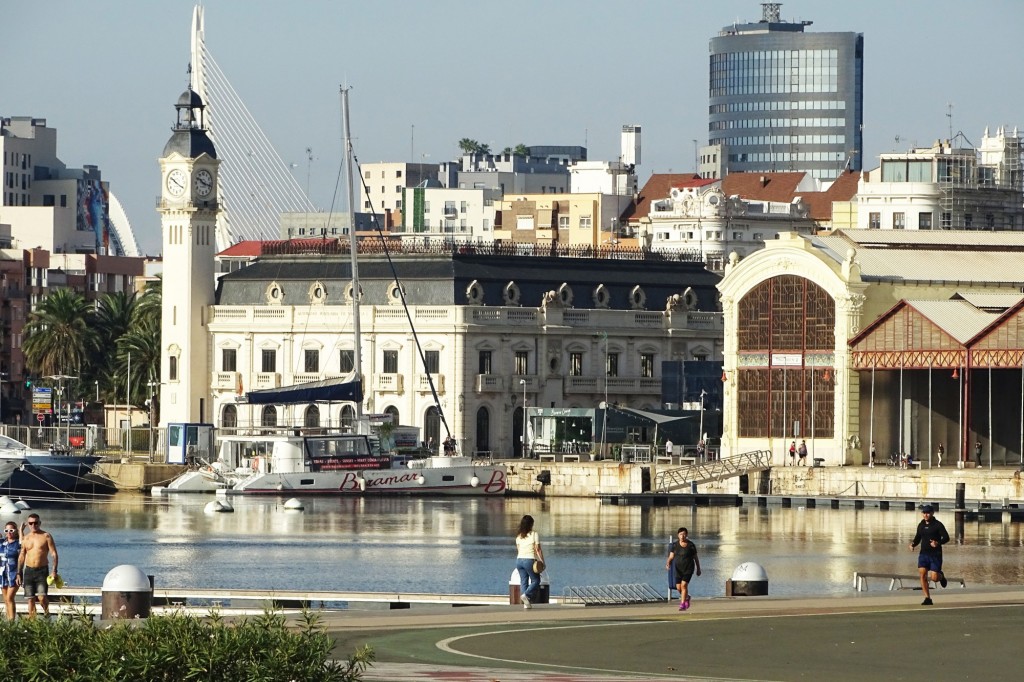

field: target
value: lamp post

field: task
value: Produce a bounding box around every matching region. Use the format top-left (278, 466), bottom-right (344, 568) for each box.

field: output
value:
top-left (520, 379), bottom-right (527, 458)
top-left (147, 380), bottom-right (159, 461)
top-left (95, 380), bottom-right (99, 402)
top-left (698, 389), bottom-right (707, 456)
top-left (46, 374), bottom-right (77, 447)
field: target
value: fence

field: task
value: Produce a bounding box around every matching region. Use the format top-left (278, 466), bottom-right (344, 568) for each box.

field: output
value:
top-left (1, 425), bottom-right (166, 463)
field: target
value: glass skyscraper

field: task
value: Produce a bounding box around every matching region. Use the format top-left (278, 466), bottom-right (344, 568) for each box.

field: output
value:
top-left (707, 3), bottom-right (863, 181)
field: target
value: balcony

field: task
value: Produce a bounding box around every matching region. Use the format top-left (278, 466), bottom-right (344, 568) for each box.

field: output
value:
top-left (375, 373), bottom-right (403, 393)
top-left (254, 372), bottom-right (280, 389)
top-left (212, 372), bottom-right (239, 390)
top-left (475, 374), bottom-right (505, 393)
top-left (416, 373), bottom-right (445, 394)
top-left (292, 372), bottom-right (322, 384)
top-left (564, 375), bottom-right (661, 395)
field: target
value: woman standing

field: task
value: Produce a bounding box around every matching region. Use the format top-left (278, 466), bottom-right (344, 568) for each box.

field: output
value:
top-left (666, 527), bottom-right (701, 611)
top-left (1, 521), bottom-right (21, 620)
top-left (514, 515), bottom-right (544, 609)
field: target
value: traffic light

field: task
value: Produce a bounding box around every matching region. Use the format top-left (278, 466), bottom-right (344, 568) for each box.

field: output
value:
top-left (24, 377), bottom-right (32, 389)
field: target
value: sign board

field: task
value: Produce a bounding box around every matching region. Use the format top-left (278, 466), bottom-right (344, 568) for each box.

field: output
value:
top-left (37, 414), bottom-right (45, 424)
top-left (771, 353), bottom-right (802, 367)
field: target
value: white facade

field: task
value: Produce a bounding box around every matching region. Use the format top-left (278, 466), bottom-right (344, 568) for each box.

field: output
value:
top-left (396, 186), bottom-right (499, 244)
top-left (207, 298), bottom-right (723, 456)
top-left (644, 182), bottom-right (815, 270)
top-left (856, 129), bottom-right (1024, 231)
top-left (358, 161), bottom-right (439, 215)
top-left (569, 161), bottom-right (636, 196)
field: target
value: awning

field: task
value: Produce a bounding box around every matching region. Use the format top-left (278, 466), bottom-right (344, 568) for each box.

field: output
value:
top-left (611, 406), bottom-right (694, 424)
top-left (243, 378), bottom-right (363, 405)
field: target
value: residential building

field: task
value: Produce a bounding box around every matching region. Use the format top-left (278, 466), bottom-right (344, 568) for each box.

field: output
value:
top-left (855, 128), bottom-right (1024, 231)
top-left (395, 186), bottom-right (500, 245)
top-left (358, 161), bottom-right (439, 216)
top-left (455, 153), bottom-right (570, 195)
top-left (706, 3), bottom-right (863, 181)
top-left (494, 193), bottom-right (636, 250)
top-left (0, 116), bottom-right (140, 256)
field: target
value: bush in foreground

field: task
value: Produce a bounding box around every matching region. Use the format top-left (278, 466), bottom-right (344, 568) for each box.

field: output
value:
top-left (0, 609), bottom-right (374, 682)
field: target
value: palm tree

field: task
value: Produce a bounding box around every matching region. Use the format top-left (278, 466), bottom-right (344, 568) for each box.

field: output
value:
top-left (22, 289), bottom-right (97, 379)
top-left (115, 320), bottom-right (161, 407)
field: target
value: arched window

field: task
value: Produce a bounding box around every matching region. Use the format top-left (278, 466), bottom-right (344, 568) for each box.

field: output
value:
top-left (304, 404), bottom-right (320, 428)
top-left (261, 406), bottom-right (278, 428)
top-left (340, 405), bottom-right (355, 432)
top-left (384, 405), bottom-right (399, 425)
top-left (221, 404), bottom-right (237, 429)
top-left (475, 406), bottom-right (491, 454)
top-left (424, 406), bottom-right (440, 453)
top-left (736, 275), bottom-right (836, 438)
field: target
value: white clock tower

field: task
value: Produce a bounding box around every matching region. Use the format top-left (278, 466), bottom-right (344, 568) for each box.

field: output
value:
top-left (158, 87), bottom-right (219, 426)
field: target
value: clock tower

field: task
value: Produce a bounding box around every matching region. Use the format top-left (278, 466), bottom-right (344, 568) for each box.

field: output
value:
top-left (158, 86), bottom-right (219, 426)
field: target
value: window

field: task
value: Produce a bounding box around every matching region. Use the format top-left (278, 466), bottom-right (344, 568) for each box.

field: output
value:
top-left (169, 356), bottom-right (178, 381)
top-left (339, 350), bottom-right (355, 373)
top-left (261, 406), bottom-right (278, 427)
top-left (460, 201), bottom-right (468, 213)
top-left (424, 350), bottom-right (440, 374)
top-left (693, 352), bottom-right (709, 362)
top-left (941, 212), bottom-right (952, 229)
top-left (383, 350), bottom-right (398, 374)
top-left (569, 352), bottom-right (583, 376)
top-left (222, 404), bottom-right (237, 429)
top-left (478, 350), bottom-right (492, 374)
top-left (640, 353), bottom-right (655, 378)
top-left (606, 353), bottom-right (619, 378)
top-left (304, 349), bottom-right (319, 373)
top-left (515, 351), bottom-right (529, 375)
top-left (579, 216), bottom-right (592, 229)
top-left (395, 170), bottom-right (402, 178)
top-left (893, 212), bottom-right (905, 229)
top-left (965, 214), bottom-right (973, 228)
top-left (222, 348), bottom-right (237, 372)
top-left (919, 212), bottom-right (932, 229)
top-left (261, 349), bottom-right (276, 373)
top-left (868, 212), bottom-right (881, 229)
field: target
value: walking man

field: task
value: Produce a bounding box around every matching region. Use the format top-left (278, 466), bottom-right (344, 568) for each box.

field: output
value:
top-left (909, 505), bottom-right (949, 605)
top-left (666, 527), bottom-right (701, 611)
top-left (17, 513), bottom-right (58, 619)
top-left (870, 441), bottom-right (877, 468)
top-left (797, 439), bottom-right (808, 466)
top-left (975, 441), bottom-right (982, 467)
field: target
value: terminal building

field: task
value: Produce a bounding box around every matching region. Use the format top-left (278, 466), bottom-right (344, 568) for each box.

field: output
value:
top-left (718, 229), bottom-right (1024, 468)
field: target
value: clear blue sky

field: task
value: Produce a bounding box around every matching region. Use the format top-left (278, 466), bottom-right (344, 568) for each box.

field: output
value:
top-left (4, 1), bottom-right (1022, 255)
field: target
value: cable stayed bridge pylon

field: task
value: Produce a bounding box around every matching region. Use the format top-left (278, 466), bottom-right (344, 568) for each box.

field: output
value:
top-left (190, 5), bottom-right (317, 250)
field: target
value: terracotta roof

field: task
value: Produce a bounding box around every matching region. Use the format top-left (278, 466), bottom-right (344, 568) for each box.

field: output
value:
top-left (217, 238), bottom-right (342, 258)
top-left (624, 174), bottom-right (714, 223)
top-left (721, 170), bottom-right (860, 221)
top-left (217, 240), bottom-right (267, 257)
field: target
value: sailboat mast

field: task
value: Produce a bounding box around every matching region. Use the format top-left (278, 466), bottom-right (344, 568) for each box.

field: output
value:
top-left (341, 86), bottom-right (363, 422)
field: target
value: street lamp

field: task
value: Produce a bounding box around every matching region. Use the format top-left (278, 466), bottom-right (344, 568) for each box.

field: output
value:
top-left (698, 389), bottom-right (707, 459)
top-left (520, 379), bottom-right (528, 458)
top-left (146, 380), bottom-right (159, 461)
top-left (46, 374), bottom-right (77, 447)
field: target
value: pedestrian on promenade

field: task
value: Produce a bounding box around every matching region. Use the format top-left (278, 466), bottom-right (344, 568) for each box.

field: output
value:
top-left (1, 521), bottom-right (21, 620)
top-left (789, 441), bottom-right (796, 466)
top-left (664, 439), bottom-right (673, 458)
top-left (514, 515), bottom-right (544, 609)
top-left (870, 441), bottom-right (877, 468)
top-left (936, 443), bottom-right (944, 468)
top-left (975, 441), bottom-right (982, 467)
top-left (909, 504), bottom-right (949, 605)
top-left (797, 440), bottom-right (808, 466)
top-left (666, 527), bottom-right (701, 611)
top-left (17, 513), bottom-right (58, 619)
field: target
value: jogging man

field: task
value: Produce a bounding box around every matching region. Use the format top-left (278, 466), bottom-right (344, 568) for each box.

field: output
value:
top-left (909, 504), bottom-right (949, 605)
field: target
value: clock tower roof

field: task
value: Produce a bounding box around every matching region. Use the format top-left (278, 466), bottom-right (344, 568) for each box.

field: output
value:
top-left (162, 86), bottom-right (217, 160)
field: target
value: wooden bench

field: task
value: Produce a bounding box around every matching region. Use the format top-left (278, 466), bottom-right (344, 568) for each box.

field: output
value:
top-left (538, 454), bottom-right (557, 463)
top-left (853, 571), bottom-right (965, 592)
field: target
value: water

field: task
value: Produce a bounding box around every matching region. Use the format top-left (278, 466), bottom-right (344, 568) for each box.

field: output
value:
top-left (15, 494), bottom-right (1024, 599)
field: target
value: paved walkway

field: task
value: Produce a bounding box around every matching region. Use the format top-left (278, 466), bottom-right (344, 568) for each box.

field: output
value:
top-left (322, 587), bottom-right (1024, 681)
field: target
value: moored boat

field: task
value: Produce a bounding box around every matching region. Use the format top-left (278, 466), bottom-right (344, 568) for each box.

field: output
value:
top-left (158, 432), bottom-right (506, 496)
top-left (0, 435), bottom-right (116, 498)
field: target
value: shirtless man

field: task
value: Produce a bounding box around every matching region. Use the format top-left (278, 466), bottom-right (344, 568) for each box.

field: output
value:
top-left (17, 513), bottom-right (58, 619)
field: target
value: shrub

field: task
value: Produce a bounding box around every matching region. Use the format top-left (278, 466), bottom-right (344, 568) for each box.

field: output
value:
top-left (0, 608), bottom-right (374, 682)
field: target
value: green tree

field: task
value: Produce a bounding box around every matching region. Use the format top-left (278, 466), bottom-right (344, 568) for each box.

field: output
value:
top-left (514, 143), bottom-right (529, 157)
top-left (22, 289), bottom-right (97, 379)
top-left (457, 138), bottom-right (490, 155)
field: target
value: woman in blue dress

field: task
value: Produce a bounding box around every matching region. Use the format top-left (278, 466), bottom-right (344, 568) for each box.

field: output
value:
top-left (1, 521), bottom-right (21, 620)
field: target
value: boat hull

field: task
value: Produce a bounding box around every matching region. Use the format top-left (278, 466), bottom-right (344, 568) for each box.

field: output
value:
top-left (0, 455), bottom-right (116, 498)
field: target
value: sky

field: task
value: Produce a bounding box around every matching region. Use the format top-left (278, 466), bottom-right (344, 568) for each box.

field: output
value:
top-left (4, 0), bottom-right (1023, 256)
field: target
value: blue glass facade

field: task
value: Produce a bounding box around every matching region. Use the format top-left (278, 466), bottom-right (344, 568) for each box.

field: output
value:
top-left (708, 20), bottom-right (863, 181)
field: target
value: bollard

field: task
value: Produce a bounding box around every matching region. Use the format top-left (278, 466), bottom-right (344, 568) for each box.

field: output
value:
top-left (726, 562), bottom-right (768, 596)
top-left (508, 568), bottom-right (549, 605)
top-left (508, 568), bottom-right (521, 605)
top-left (955, 482), bottom-right (965, 510)
top-left (101, 565), bottom-right (153, 620)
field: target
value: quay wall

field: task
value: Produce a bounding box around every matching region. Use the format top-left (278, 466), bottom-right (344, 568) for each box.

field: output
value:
top-left (506, 460), bottom-right (1024, 502)
top-left (98, 462), bottom-right (184, 491)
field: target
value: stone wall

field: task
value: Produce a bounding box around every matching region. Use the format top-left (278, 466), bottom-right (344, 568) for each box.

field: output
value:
top-left (505, 460), bottom-right (646, 497)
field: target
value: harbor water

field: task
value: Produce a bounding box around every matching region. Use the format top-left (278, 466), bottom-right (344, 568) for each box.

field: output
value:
top-left (17, 493), bottom-right (1024, 598)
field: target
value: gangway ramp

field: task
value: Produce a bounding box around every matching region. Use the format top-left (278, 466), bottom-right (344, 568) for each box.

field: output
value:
top-left (654, 450), bottom-right (771, 493)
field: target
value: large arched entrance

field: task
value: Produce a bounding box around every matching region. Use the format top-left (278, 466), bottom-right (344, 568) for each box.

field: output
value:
top-left (475, 406), bottom-right (491, 454)
top-left (424, 406), bottom-right (441, 453)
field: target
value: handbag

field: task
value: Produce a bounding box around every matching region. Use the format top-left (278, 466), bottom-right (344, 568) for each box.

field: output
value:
top-left (533, 559), bottom-right (546, 574)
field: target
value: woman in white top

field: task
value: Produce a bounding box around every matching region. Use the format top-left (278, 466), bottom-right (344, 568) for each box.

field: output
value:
top-left (514, 515), bottom-right (544, 609)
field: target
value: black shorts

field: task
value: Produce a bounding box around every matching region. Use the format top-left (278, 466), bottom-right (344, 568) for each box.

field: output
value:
top-left (674, 570), bottom-right (694, 585)
top-left (22, 565), bottom-right (48, 599)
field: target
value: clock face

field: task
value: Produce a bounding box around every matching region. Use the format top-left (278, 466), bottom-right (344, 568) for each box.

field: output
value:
top-left (166, 169), bottom-right (187, 197)
top-left (195, 169), bottom-right (214, 197)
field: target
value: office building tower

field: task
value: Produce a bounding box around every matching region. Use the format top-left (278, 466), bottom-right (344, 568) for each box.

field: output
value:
top-left (707, 3), bottom-right (863, 181)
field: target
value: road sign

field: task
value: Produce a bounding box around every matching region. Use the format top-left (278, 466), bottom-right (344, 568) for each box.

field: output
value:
top-left (37, 413), bottom-right (45, 424)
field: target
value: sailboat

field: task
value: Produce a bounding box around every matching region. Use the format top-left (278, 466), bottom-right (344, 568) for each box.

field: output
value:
top-left (158, 89), bottom-right (506, 496)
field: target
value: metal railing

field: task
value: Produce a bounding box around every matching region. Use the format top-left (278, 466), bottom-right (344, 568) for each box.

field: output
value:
top-left (653, 449), bottom-right (771, 493)
top-left (561, 583), bottom-right (664, 606)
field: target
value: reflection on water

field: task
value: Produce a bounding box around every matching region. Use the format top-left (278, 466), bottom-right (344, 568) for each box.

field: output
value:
top-left (24, 494), bottom-right (1024, 597)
